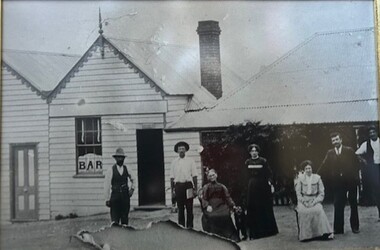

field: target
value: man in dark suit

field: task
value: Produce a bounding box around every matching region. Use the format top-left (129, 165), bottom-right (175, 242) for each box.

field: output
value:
top-left (319, 132), bottom-right (360, 234)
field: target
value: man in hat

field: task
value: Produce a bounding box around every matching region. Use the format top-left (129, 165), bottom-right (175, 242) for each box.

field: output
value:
top-left (170, 141), bottom-right (198, 228)
top-left (356, 125), bottom-right (380, 221)
top-left (104, 147), bottom-right (135, 225)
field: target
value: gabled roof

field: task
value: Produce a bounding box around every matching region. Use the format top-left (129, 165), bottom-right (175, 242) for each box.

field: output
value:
top-left (106, 37), bottom-right (245, 110)
top-left (169, 28), bottom-right (378, 129)
top-left (2, 49), bottom-right (80, 98)
top-left (47, 35), bottom-right (245, 107)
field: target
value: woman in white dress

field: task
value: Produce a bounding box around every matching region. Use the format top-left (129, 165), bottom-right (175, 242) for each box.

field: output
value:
top-left (295, 160), bottom-right (334, 241)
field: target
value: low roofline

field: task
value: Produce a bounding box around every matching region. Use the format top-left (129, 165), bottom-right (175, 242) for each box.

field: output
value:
top-left (2, 61), bottom-right (48, 99)
top-left (165, 120), bottom-right (379, 132)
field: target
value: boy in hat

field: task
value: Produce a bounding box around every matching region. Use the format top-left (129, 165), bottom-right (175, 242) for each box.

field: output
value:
top-left (170, 141), bottom-right (198, 228)
top-left (104, 147), bottom-right (135, 226)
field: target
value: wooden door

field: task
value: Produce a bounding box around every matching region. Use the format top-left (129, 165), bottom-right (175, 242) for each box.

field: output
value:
top-left (11, 145), bottom-right (38, 221)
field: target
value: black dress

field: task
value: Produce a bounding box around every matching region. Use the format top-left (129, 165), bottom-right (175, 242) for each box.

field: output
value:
top-left (244, 157), bottom-right (278, 239)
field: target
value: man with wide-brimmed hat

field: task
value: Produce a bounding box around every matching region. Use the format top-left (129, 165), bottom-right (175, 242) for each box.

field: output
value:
top-left (104, 147), bottom-right (135, 226)
top-left (170, 141), bottom-right (198, 228)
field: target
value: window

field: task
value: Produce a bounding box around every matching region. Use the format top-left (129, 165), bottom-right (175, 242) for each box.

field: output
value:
top-left (75, 117), bottom-right (103, 175)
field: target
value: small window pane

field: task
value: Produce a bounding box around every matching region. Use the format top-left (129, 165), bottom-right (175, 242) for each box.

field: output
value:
top-left (17, 150), bottom-right (24, 187)
top-left (28, 150), bottom-right (35, 186)
top-left (78, 147), bottom-right (86, 157)
top-left (85, 132), bottom-right (94, 144)
top-left (95, 146), bottom-right (102, 155)
top-left (85, 119), bottom-right (94, 131)
top-left (86, 147), bottom-right (94, 154)
top-left (77, 132), bottom-right (85, 144)
top-left (76, 119), bottom-right (83, 132)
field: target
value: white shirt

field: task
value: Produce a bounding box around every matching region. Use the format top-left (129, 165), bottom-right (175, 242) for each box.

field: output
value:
top-left (335, 145), bottom-right (342, 155)
top-left (170, 156), bottom-right (197, 183)
top-left (104, 164), bottom-right (135, 201)
top-left (356, 137), bottom-right (380, 164)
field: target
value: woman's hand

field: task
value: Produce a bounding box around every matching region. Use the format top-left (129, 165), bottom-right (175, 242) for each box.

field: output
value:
top-left (206, 206), bottom-right (213, 213)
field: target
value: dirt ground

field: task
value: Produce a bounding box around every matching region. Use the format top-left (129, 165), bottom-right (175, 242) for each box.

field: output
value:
top-left (1, 204), bottom-right (380, 250)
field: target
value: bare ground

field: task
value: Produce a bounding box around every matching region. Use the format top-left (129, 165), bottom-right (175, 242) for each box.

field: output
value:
top-left (1, 205), bottom-right (379, 250)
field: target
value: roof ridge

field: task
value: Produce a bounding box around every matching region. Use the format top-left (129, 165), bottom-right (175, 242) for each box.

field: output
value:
top-left (106, 36), bottom-right (197, 49)
top-left (315, 27), bottom-right (374, 36)
top-left (214, 98), bottom-right (378, 111)
top-left (2, 48), bottom-right (81, 57)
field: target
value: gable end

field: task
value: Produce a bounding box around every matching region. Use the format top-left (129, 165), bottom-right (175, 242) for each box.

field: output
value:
top-left (2, 62), bottom-right (49, 99)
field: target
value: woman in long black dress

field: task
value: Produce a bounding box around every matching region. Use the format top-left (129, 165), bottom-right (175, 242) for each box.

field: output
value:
top-left (244, 144), bottom-right (278, 239)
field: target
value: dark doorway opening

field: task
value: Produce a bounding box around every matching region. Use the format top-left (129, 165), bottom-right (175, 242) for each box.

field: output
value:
top-left (136, 129), bottom-right (165, 206)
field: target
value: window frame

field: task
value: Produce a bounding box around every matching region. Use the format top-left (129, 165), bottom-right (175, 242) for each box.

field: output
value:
top-left (74, 117), bottom-right (103, 177)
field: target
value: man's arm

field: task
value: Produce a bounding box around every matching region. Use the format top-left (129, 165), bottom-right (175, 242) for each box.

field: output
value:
top-left (355, 142), bottom-right (368, 165)
top-left (104, 167), bottom-right (113, 206)
top-left (170, 159), bottom-right (176, 197)
top-left (355, 142), bottom-right (367, 155)
top-left (190, 159), bottom-right (198, 191)
top-left (192, 176), bottom-right (198, 191)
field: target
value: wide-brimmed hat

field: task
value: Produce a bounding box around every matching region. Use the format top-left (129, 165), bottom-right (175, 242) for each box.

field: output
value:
top-left (174, 141), bottom-right (190, 153)
top-left (112, 147), bottom-right (127, 158)
top-left (368, 125), bottom-right (378, 132)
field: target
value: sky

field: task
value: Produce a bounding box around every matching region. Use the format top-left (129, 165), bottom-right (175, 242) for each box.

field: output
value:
top-left (2, 1), bottom-right (375, 80)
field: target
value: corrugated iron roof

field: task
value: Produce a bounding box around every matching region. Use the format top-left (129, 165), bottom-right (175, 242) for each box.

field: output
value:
top-left (170, 99), bottom-right (378, 129)
top-left (169, 28), bottom-right (378, 129)
top-left (107, 37), bottom-right (245, 109)
top-left (2, 49), bottom-right (80, 92)
top-left (3, 37), bottom-right (245, 108)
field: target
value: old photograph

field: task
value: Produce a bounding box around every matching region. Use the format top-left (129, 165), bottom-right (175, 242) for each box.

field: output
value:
top-left (1, 0), bottom-right (379, 249)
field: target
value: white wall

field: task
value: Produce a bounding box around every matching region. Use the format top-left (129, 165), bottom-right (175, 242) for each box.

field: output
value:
top-left (1, 67), bottom-right (50, 223)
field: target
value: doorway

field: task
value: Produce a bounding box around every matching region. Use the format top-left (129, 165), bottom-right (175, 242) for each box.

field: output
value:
top-left (136, 129), bottom-right (165, 206)
top-left (11, 144), bottom-right (38, 221)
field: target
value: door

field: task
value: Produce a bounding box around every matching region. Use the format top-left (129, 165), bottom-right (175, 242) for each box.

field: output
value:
top-left (137, 129), bottom-right (165, 206)
top-left (11, 145), bottom-right (38, 221)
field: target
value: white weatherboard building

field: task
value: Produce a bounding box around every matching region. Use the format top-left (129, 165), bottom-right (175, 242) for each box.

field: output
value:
top-left (1, 20), bottom-right (378, 223)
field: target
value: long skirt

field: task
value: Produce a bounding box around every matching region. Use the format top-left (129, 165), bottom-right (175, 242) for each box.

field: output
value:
top-left (201, 203), bottom-right (240, 241)
top-left (247, 179), bottom-right (279, 239)
top-left (296, 202), bottom-right (333, 241)
top-left (202, 214), bottom-right (240, 241)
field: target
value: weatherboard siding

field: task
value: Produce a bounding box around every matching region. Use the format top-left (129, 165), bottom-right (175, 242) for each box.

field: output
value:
top-left (162, 131), bottom-right (202, 205)
top-left (165, 96), bottom-right (189, 125)
top-left (50, 45), bottom-right (164, 107)
top-left (49, 112), bottom-right (165, 216)
top-left (1, 67), bottom-right (50, 223)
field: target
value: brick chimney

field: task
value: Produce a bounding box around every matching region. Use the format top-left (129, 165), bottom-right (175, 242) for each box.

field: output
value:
top-left (197, 21), bottom-right (223, 99)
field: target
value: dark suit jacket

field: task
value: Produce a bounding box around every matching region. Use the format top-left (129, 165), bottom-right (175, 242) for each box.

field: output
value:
top-left (319, 146), bottom-right (360, 184)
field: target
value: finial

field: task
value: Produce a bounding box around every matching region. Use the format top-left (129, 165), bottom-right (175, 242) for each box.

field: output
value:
top-left (98, 8), bottom-right (103, 35)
